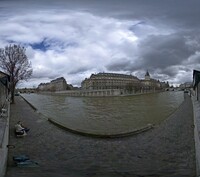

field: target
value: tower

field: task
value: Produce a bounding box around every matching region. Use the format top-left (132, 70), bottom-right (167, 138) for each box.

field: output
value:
top-left (145, 70), bottom-right (150, 80)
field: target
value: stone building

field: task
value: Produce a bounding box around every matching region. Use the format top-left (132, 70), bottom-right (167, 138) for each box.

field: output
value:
top-left (179, 82), bottom-right (192, 90)
top-left (140, 71), bottom-right (166, 92)
top-left (0, 71), bottom-right (10, 108)
top-left (38, 77), bottom-right (71, 92)
top-left (81, 73), bottom-right (141, 93)
top-left (0, 71), bottom-right (10, 177)
top-left (160, 81), bottom-right (170, 89)
top-left (193, 70), bottom-right (200, 100)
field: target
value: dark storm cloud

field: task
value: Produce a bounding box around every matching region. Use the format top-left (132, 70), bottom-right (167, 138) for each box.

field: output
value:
top-left (139, 33), bottom-right (195, 69)
top-left (106, 32), bottom-right (197, 73)
top-left (62, 0), bottom-right (200, 30)
top-left (3, 0), bottom-right (200, 25)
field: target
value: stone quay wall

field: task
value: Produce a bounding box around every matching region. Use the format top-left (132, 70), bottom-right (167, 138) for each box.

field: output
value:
top-left (0, 74), bottom-right (10, 177)
top-left (0, 101), bottom-right (10, 177)
top-left (55, 89), bottom-right (162, 97)
top-left (55, 89), bottom-right (123, 96)
top-left (192, 94), bottom-right (200, 177)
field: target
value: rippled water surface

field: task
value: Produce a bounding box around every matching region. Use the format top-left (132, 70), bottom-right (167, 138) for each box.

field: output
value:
top-left (21, 91), bottom-right (184, 135)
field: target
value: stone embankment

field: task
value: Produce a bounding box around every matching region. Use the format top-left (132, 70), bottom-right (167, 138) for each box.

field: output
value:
top-left (0, 102), bottom-right (10, 177)
top-left (55, 89), bottom-right (162, 97)
top-left (6, 95), bottom-right (196, 177)
top-left (192, 95), bottom-right (200, 177)
top-left (0, 119), bottom-right (9, 177)
top-left (20, 94), bottom-right (154, 138)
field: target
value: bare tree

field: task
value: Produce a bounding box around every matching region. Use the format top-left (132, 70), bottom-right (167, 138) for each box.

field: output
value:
top-left (0, 44), bottom-right (33, 103)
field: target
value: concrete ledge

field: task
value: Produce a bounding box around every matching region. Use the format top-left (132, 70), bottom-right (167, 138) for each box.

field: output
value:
top-left (20, 95), bottom-right (37, 111)
top-left (48, 118), bottom-right (154, 138)
top-left (0, 102), bottom-right (10, 177)
top-left (192, 96), bottom-right (200, 177)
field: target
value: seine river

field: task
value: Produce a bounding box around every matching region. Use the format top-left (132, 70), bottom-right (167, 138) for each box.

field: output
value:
top-left (21, 91), bottom-right (184, 135)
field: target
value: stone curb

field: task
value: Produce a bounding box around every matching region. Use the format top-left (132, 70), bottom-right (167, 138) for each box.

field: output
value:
top-left (48, 118), bottom-right (154, 138)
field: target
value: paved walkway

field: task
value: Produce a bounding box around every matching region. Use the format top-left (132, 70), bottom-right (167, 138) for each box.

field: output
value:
top-left (6, 95), bottom-right (196, 177)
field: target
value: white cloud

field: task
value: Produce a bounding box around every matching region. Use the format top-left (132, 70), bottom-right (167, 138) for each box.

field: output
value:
top-left (0, 2), bottom-right (198, 87)
top-left (0, 10), bottom-right (145, 87)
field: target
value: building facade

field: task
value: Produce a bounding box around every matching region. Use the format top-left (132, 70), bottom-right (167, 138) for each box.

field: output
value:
top-left (81, 72), bottom-right (168, 94)
top-left (140, 71), bottom-right (165, 92)
top-left (0, 71), bottom-right (10, 177)
top-left (37, 72), bottom-right (169, 95)
top-left (81, 73), bottom-right (141, 93)
top-left (179, 82), bottom-right (192, 90)
top-left (38, 77), bottom-right (71, 91)
top-left (193, 70), bottom-right (200, 100)
top-left (0, 71), bottom-right (10, 108)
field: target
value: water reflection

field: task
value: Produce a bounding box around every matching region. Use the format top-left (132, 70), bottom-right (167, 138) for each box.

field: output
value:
top-left (21, 91), bottom-right (184, 135)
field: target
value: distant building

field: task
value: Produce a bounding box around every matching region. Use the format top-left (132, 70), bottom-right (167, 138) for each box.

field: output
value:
top-left (179, 82), bottom-right (192, 90)
top-left (37, 72), bottom-right (169, 96)
top-left (140, 71), bottom-right (167, 92)
top-left (81, 71), bottom-right (169, 94)
top-left (17, 88), bottom-right (36, 93)
top-left (81, 72), bottom-right (141, 93)
top-left (160, 81), bottom-right (169, 89)
top-left (50, 77), bottom-right (68, 91)
top-left (38, 77), bottom-right (72, 91)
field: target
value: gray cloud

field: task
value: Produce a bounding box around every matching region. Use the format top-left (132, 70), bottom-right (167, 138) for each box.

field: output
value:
top-left (139, 33), bottom-right (195, 69)
top-left (0, 0), bottom-right (200, 87)
top-left (106, 58), bottom-right (132, 71)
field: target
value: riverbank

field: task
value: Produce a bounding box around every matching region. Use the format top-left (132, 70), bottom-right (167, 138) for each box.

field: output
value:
top-left (0, 99), bottom-right (10, 177)
top-left (21, 93), bottom-right (154, 138)
top-left (20, 91), bottom-right (183, 138)
top-left (37, 89), bottom-right (165, 97)
top-left (6, 95), bottom-right (195, 177)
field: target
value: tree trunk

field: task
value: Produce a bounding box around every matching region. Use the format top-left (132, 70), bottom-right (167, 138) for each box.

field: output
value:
top-left (10, 82), bottom-right (15, 104)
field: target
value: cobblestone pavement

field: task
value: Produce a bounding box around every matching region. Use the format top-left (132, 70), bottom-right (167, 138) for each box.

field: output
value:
top-left (6, 95), bottom-right (196, 177)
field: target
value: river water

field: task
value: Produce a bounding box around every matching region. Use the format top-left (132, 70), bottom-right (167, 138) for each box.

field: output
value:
top-left (21, 91), bottom-right (184, 135)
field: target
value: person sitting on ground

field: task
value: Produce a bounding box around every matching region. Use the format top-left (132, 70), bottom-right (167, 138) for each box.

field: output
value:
top-left (15, 121), bottom-right (30, 136)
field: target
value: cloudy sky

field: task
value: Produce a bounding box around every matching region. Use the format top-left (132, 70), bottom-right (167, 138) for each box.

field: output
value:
top-left (0, 0), bottom-right (200, 88)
